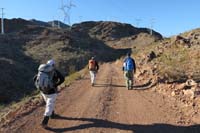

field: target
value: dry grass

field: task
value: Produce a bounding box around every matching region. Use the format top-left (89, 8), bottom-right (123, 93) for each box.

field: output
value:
top-left (133, 39), bottom-right (200, 83)
top-left (156, 45), bottom-right (200, 82)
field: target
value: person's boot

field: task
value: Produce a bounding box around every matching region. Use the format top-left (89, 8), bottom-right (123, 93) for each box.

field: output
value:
top-left (41, 116), bottom-right (49, 129)
top-left (130, 80), bottom-right (133, 89)
top-left (50, 111), bottom-right (55, 119)
top-left (50, 111), bottom-right (60, 119)
top-left (128, 80), bottom-right (131, 90)
top-left (91, 83), bottom-right (94, 86)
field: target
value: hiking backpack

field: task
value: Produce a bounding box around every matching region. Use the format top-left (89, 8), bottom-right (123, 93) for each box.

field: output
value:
top-left (125, 58), bottom-right (134, 71)
top-left (88, 59), bottom-right (96, 71)
top-left (35, 64), bottom-right (54, 93)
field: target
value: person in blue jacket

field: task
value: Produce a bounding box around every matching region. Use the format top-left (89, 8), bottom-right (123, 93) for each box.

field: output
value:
top-left (122, 53), bottom-right (136, 90)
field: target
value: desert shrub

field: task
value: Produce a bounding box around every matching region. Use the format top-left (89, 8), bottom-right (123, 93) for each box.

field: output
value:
top-left (155, 45), bottom-right (200, 82)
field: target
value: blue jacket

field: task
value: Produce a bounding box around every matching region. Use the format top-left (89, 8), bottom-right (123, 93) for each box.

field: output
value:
top-left (123, 57), bottom-right (136, 72)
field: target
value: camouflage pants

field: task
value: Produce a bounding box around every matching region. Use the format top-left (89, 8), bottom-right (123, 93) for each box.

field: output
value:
top-left (124, 70), bottom-right (134, 89)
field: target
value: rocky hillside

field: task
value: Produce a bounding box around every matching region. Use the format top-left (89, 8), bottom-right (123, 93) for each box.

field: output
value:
top-left (2, 18), bottom-right (70, 33)
top-left (2, 18), bottom-right (37, 33)
top-left (0, 18), bottom-right (163, 104)
top-left (128, 28), bottom-right (200, 122)
top-left (71, 21), bottom-right (162, 48)
top-left (133, 28), bottom-right (200, 83)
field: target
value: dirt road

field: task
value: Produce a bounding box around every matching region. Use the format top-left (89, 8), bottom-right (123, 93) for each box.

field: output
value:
top-left (1, 62), bottom-right (200, 133)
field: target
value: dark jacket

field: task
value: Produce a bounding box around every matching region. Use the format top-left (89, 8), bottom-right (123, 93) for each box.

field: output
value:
top-left (33, 69), bottom-right (64, 94)
top-left (94, 61), bottom-right (99, 71)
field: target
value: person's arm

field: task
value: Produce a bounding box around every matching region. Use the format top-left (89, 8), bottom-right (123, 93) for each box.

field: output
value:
top-left (54, 70), bottom-right (65, 87)
top-left (33, 74), bottom-right (37, 82)
top-left (132, 58), bottom-right (136, 73)
top-left (88, 60), bottom-right (90, 69)
top-left (122, 62), bottom-right (126, 71)
top-left (95, 61), bottom-right (99, 71)
top-left (123, 58), bottom-right (127, 71)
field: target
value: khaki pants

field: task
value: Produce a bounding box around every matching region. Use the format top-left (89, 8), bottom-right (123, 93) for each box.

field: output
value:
top-left (124, 70), bottom-right (134, 88)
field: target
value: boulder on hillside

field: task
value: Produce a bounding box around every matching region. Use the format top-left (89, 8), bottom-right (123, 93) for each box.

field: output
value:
top-left (147, 51), bottom-right (157, 62)
top-left (173, 35), bottom-right (191, 47)
top-left (185, 79), bottom-right (197, 87)
top-left (180, 79), bottom-right (197, 100)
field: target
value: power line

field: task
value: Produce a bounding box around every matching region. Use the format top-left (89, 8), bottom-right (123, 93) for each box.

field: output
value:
top-left (1, 8), bottom-right (4, 34)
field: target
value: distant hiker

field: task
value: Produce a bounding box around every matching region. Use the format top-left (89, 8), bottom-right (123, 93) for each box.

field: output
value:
top-left (88, 56), bottom-right (99, 86)
top-left (122, 53), bottom-right (136, 90)
top-left (33, 59), bottom-right (64, 128)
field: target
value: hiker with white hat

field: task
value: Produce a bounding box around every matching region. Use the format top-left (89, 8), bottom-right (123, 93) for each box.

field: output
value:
top-left (34, 59), bottom-right (64, 128)
top-left (88, 56), bottom-right (99, 86)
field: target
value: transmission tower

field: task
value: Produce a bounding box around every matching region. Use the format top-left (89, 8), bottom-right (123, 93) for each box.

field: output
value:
top-left (60, 0), bottom-right (76, 25)
top-left (1, 8), bottom-right (4, 34)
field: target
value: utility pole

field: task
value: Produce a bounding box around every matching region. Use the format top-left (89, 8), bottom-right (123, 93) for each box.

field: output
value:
top-left (1, 8), bottom-right (4, 34)
top-left (150, 18), bottom-right (155, 35)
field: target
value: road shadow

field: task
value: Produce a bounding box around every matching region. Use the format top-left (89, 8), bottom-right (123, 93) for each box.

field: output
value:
top-left (47, 116), bottom-right (200, 133)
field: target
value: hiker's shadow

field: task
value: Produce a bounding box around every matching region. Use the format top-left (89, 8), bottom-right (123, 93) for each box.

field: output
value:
top-left (47, 115), bottom-right (200, 133)
top-left (94, 83), bottom-right (125, 88)
top-left (94, 80), bottom-right (155, 90)
top-left (133, 79), bottom-right (156, 90)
